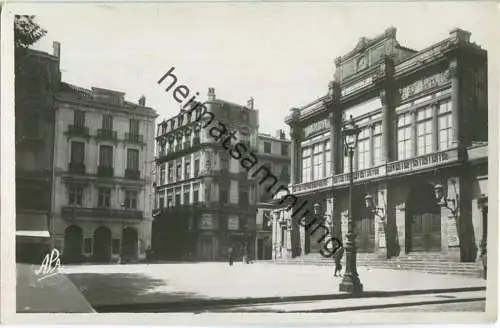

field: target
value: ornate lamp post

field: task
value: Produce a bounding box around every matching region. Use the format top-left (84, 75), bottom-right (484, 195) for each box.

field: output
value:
top-left (339, 115), bottom-right (363, 294)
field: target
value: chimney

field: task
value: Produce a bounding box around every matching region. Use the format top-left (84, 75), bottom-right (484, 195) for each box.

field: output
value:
top-left (138, 95), bottom-right (146, 106)
top-left (276, 129), bottom-right (285, 139)
top-left (207, 88), bottom-right (216, 101)
top-left (53, 41), bottom-right (61, 58)
top-left (247, 97), bottom-right (254, 109)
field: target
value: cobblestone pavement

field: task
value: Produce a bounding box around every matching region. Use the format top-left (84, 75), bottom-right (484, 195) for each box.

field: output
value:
top-left (59, 262), bottom-right (486, 312)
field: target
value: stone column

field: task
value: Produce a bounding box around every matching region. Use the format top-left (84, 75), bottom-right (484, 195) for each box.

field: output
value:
top-left (411, 109), bottom-right (417, 157)
top-left (381, 89), bottom-right (392, 163)
top-left (449, 60), bottom-right (461, 147)
top-left (432, 103), bottom-right (439, 152)
top-left (288, 108), bottom-right (302, 185)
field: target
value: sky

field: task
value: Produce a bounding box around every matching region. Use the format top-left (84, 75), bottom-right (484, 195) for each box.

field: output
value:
top-left (20, 2), bottom-right (498, 136)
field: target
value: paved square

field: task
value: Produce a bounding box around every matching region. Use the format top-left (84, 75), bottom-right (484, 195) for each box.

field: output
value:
top-left (60, 262), bottom-right (486, 308)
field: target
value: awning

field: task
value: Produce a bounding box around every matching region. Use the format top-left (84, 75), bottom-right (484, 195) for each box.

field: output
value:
top-left (16, 230), bottom-right (50, 238)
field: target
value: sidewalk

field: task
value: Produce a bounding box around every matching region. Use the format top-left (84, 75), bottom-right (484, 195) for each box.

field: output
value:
top-left (60, 262), bottom-right (486, 312)
top-left (17, 263), bottom-right (95, 313)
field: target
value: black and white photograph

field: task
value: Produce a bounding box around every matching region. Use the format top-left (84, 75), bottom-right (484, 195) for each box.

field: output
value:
top-left (1, 1), bottom-right (498, 325)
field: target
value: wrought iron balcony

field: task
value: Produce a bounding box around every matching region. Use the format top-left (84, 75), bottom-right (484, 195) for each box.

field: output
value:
top-left (193, 137), bottom-right (201, 146)
top-left (68, 162), bottom-right (86, 175)
top-left (125, 133), bottom-right (144, 144)
top-left (124, 168), bottom-right (141, 180)
top-left (97, 165), bottom-right (114, 178)
top-left (67, 125), bottom-right (89, 138)
top-left (61, 206), bottom-right (143, 220)
top-left (291, 149), bottom-right (459, 194)
top-left (97, 129), bottom-right (117, 141)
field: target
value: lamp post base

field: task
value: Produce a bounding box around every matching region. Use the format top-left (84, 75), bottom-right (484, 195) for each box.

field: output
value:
top-left (339, 275), bottom-right (363, 294)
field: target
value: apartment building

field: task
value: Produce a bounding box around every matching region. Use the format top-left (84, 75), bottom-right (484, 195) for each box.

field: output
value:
top-left (15, 42), bottom-right (61, 262)
top-left (272, 27), bottom-right (488, 264)
top-left (52, 83), bottom-right (157, 263)
top-left (254, 131), bottom-right (291, 260)
top-left (153, 88), bottom-right (259, 261)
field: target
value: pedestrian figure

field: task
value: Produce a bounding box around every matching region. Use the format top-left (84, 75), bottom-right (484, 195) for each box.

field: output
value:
top-left (228, 247), bottom-right (234, 266)
top-left (333, 244), bottom-right (345, 277)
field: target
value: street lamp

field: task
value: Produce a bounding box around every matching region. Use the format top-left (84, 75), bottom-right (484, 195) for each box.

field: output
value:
top-left (339, 115), bottom-right (363, 294)
top-left (433, 182), bottom-right (459, 218)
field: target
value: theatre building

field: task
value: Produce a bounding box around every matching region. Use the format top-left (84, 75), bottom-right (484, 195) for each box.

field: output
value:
top-left (153, 89), bottom-right (259, 261)
top-left (272, 27), bottom-right (488, 264)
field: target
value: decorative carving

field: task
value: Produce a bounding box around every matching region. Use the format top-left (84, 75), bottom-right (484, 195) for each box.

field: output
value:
top-left (448, 63), bottom-right (458, 79)
top-left (334, 56), bottom-right (342, 67)
top-left (399, 70), bottom-right (451, 101)
top-left (380, 89), bottom-right (387, 106)
top-left (384, 26), bottom-right (397, 39)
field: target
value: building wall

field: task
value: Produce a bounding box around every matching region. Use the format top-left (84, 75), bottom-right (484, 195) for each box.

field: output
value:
top-left (52, 91), bottom-right (157, 262)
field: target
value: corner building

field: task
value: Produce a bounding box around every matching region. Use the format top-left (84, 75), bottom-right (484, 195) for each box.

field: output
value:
top-left (277, 27), bottom-right (488, 263)
top-left (153, 89), bottom-right (259, 261)
top-left (52, 85), bottom-right (157, 263)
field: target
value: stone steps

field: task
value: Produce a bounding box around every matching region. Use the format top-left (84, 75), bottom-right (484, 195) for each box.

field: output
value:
top-left (271, 252), bottom-right (484, 278)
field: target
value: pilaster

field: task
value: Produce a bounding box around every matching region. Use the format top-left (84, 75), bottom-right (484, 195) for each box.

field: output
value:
top-left (449, 60), bottom-right (462, 147)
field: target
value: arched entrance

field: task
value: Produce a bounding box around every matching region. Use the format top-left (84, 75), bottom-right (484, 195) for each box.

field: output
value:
top-left (405, 183), bottom-right (442, 253)
top-left (63, 225), bottom-right (83, 263)
top-left (93, 226), bottom-right (111, 262)
top-left (122, 227), bottom-right (138, 260)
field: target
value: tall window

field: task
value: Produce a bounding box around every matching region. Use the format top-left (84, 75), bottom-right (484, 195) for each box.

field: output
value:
top-left (70, 141), bottom-right (85, 164)
top-left (280, 165), bottom-right (290, 181)
top-left (397, 113), bottom-right (412, 160)
top-left (167, 190), bottom-right (173, 208)
top-left (102, 114), bottom-right (113, 130)
top-left (325, 141), bottom-right (332, 176)
top-left (159, 164), bottom-right (166, 185)
top-left (168, 164), bottom-right (173, 182)
top-left (357, 127), bottom-right (371, 170)
top-left (301, 148), bottom-right (311, 183)
top-left (438, 101), bottom-right (453, 150)
top-left (193, 183), bottom-right (200, 203)
top-left (176, 163), bottom-right (182, 180)
top-left (74, 110), bottom-right (85, 127)
top-left (68, 185), bottom-right (83, 206)
top-left (175, 188), bottom-right (181, 205)
top-left (239, 190), bottom-right (249, 206)
top-left (183, 186), bottom-right (190, 205)
top-left (281, 144), bottom-right (289, 156)
top-left (98, 187), bottom-right (111, 208)
top-left (194, 159), bottom-right (200, 177)
top-left (126, 149), bottom-right (139, 170)
top-left (312, 143), bottom-right (323, 180)
top-left (185, 160), bottom-right (191, 179)
top-left (264, 142), bottom-right (271, 153)
top-left (99, 145), bottom-right (113, 167)
top-left (417, 106), bottom-right (433, 156)
top-left (129, 119), bottom-right (139, 135)
top-left (373, 123), bottom-right (382, 166)
top-left (124, 190), bottom-right (138, 209)
top-left (220, 188), bottom-right (228, 204)
top-left (220, 152), bottom-right (229, 170)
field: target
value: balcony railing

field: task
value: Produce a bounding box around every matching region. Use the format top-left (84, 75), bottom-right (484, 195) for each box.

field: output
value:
top-left (125, 133), bottom-right (144, 144)
top-left (68, 162), bottom-right (86, 175)
top-left (97, 165), bottom-right (114, 178)
top-left (193, 137), bottom-right (200, 146)
top-left (97, 129), bottom-right (118, 140)
top-left (291, 149), bottom-right (458, 194)
top-left (67, 125), bottom-right (89, 138)
top-left (125, 168), bottom-right (141, 180)
top-left (61, 206), bottom-right (143, 220)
